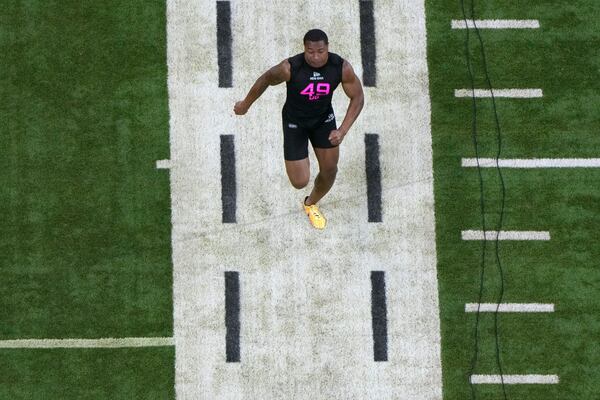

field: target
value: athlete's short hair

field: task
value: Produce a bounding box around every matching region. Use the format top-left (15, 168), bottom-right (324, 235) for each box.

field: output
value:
top-left (303, 29), bottom-right (329, 45)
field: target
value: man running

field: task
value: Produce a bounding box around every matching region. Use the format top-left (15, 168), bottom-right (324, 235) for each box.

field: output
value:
top-left (234, 29), bottom-right (364, 229)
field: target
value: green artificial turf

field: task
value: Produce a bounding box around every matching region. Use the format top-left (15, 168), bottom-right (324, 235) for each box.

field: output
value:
top-left (0, 0), bottom-right (173, 397)
top-left (0, 347), bottom-right (175, 399)
top-left (1, 0), bottom-right (172, 338)
top-left (426, 0), bottom-right (600, 399)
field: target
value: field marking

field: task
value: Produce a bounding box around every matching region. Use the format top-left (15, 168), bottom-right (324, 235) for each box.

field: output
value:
top-left (224, 271), bottom-right (240, 362)
top-left (452, 19), bottom-right (540, 29)
top-left (471, 374), bottom-right (559, 384)
top-left (216, 0), bottom-right (233, 87)
top-left (462, 158), bottom-right (600, 168)
top-left (220, 135), bottom-right (237, 223)
top-left (370, 271), bottom-right (388, 361)
top-left (167, 0), bottom-right (442, 398)
top-left (465, 303), bottom-right (554, 313)
top-left (360, 0), bottom-right (376, 86)
top-left (455, 89), bottom-right (543, 98)
top-left (156, 159), bottom-right (171, 169)
top-left (0, 337), bottom-right (174, 349)
top-left (461, 230), bottom-right (550, 240)
top-left (365, 134), bottom-right (383, 222)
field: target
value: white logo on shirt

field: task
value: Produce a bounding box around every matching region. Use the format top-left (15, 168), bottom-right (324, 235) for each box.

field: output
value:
top-left (310, 71), bottom-right (324, 81)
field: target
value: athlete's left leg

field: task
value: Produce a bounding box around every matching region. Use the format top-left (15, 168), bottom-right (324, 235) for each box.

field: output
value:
top-left (305, 146), bottom-right (339, 205)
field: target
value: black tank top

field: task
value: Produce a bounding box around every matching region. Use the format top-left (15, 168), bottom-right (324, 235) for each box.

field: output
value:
top-left (283, 52), bottom-right (344, 123)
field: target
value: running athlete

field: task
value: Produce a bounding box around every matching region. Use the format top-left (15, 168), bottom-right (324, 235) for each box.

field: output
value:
top-left (233, 29), bottom-right (364, 229)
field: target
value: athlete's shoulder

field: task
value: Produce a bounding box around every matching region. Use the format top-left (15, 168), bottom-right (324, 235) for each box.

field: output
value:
top-left (288, 53), bottom-right (305, 68)
top-left (327, 52), bottom-right (344, 66)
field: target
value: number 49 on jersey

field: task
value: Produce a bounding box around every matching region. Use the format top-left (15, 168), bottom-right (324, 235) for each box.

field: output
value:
top-left (300, 83), bottom-right (330, 101)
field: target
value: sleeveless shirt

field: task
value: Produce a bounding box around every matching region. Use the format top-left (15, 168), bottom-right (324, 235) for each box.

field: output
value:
top-left (282, 52), bottom-right (344, 123)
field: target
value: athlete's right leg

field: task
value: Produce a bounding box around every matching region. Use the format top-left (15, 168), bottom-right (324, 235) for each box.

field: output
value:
top-left (285, 158), bottom-right (310, 189)
top-left (282, 113), bottom-right (310, 189)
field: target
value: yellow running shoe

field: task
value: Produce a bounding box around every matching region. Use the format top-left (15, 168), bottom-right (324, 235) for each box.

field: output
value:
top-left (303, 197), bottom-right (327, 230)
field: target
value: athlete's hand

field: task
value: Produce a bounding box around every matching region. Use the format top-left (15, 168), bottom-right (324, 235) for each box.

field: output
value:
top-left (328, 130), bottom-right (346, 146)
top-left (233, 100), bottom-right (250, 115)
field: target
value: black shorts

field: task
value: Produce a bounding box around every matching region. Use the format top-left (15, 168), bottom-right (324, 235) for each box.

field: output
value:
top-left (282, 111), bottom-right (338, 161)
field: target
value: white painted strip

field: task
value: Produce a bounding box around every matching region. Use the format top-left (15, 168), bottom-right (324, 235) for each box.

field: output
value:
top-left (471, 374), bottom-right (559, 384)
top-left (168, 0), bottom-right (442, 398)
top-left (156, 159), bottom-right (171, 169)
top-left (462, 158), bottom-right (600, 168)
top-left (0, 337), bottom-right (174, 349)
top-left (461, 230), bottom-right (551, 240)
top-left (465, 303), bottom-right (554, 313)
top-left (452, 19), bottom-right (540, 29)
top-left (454, 89), bottom-right (543, 98)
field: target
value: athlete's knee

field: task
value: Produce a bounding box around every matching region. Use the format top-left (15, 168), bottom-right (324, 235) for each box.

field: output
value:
top-left (320, 166), bottom-right (338, 180)
top-left (290, 175), bottom-right (310, 189)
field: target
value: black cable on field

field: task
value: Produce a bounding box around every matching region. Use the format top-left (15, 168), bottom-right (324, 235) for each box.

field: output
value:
top-left (459, 1), bottom-right (489, 397)
top-left (460, 0), bottom-right (509, 399)
top-left (468, 1), bottom-right (509, 399)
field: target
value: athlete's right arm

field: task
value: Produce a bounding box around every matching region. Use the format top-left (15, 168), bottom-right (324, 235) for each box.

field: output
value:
top-left (233, 59), bottom-right (290, 115)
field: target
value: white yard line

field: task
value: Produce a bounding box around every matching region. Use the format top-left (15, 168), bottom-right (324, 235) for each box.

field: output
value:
top-left (465, 303), bottom-right (554, 313)
top-left (454, 89), bottom-right (543, 98)
top-left (0, 337), bottom-right (174, 349)
top-left (451, 19), bottom-right (540, 29)
top-left (461, 230), bottom-right (550, 240)
top-left (156, 159), bottom-right (171, 169)
top-left (462, 158), bottom-right (600, 168)
top-left (471, 374), bottom-right (559, 384)
top-left (167, 0), bottom-right (441, 399)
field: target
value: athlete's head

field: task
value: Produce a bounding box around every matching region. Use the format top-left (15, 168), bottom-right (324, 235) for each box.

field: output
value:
top-left (303, 29), bottom-right (329, 68)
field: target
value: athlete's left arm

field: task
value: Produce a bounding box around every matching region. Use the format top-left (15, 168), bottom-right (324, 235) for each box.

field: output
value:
top-left (329, 60), bottom-right (364, 145)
